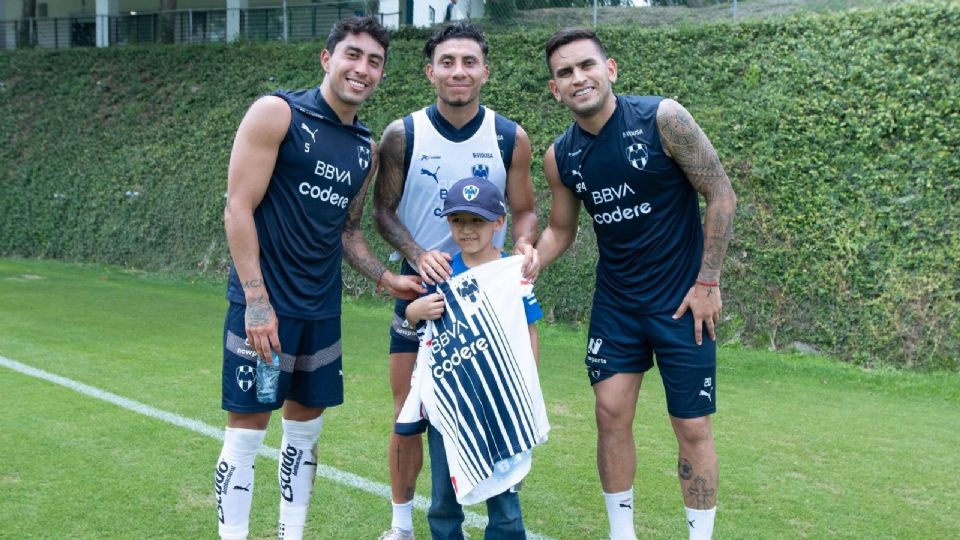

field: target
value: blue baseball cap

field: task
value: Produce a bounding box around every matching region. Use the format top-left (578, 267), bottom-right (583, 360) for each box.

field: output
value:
top-left (441, 177), bottom-right (507, 221)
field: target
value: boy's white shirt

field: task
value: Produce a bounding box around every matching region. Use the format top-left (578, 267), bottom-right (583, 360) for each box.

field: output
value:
top-left (396, 255), bottom-right (550, 505)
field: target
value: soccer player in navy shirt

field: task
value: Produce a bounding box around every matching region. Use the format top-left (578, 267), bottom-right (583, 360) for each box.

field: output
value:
top-left (535, 29), bottom-right (737, 540)
top-left (373, 23), bottom-right (539, 540)
top-left (216, 17), bottom-right (423, 540)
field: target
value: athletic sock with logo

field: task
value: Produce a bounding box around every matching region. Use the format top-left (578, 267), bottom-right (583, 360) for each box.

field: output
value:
top-left (604, 488), bottom-right (638, 540)
top-left (391, 500), bottom-right (415, 532)
top-left (685, 506), bottom-right (716, 540)
top-left (216, 427), bottom-right (267, 540)
top-left (277, 416), bottom-right (324, 540)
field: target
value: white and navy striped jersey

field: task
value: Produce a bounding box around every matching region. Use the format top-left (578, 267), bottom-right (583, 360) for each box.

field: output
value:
top-left (396, 255), bottom-right (549, 505)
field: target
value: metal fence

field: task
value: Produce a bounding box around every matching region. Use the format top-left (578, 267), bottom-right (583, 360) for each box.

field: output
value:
top-left (0, 0), bottom-right (744, 50)
top-left (2, 2), bottom-right (366, 49)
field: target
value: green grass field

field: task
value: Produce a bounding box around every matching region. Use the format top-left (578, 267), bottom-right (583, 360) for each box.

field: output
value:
top-left (1, 258), bottom-right (958, 539)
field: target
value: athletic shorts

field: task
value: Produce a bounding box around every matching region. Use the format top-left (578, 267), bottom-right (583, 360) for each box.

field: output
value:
top-left (222, 302), bottom-right (343, 413)
top-left (389, 260), bottom-right (421, 354)
top-left (585, 301), bottom-right (717, 419)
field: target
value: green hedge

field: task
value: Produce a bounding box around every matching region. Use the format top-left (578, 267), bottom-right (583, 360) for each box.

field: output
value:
top-left (1, 3), bottom-right (957, 369)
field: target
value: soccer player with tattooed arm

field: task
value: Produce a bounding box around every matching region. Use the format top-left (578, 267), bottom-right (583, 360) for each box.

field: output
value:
top-left (535, 28), bottom-right (737, 540)
top-left (372, 22), bottom-right (539, 540)
top-left (214, 16), bottom-right (422, 540)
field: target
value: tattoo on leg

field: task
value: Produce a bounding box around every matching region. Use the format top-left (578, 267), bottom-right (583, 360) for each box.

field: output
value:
top-left (678, 458), bottom-right (693, 480)
top-left (687, 476), bottom-right (716, 509)
top-left (403, 487), bottom-right (415, 501)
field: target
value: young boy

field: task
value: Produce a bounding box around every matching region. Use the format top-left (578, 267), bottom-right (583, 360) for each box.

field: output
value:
top-left (403, 176), bottom-right (545, 539)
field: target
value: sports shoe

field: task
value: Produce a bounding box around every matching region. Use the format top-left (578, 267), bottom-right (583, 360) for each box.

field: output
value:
top-left (378, 527), bottom-right (415, 540)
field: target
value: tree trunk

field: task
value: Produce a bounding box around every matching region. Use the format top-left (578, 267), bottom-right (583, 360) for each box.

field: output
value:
top-left (159, 0), bottom-right (177, 43)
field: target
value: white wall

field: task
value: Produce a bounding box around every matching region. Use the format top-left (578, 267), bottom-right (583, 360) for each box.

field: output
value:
top-left (379, 0), bottom-right (481, 29)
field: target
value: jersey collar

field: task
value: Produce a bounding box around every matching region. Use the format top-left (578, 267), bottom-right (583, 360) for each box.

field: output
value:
top-left (426, 103), bottom-right (486, 143)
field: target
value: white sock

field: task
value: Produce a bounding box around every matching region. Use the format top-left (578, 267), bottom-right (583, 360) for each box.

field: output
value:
top-left (685, 506), bottom-right (716, 540)
top-left (391, 500), bottom-right (414, 532)
top-left (277, 416), bottom-right (324, 540)
top-left (216, 427), bottom-right (267, 540)
top-left (604, 488), bottom-right (637, 540)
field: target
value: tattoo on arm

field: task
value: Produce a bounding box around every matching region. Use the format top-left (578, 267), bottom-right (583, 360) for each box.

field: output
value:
top-left (657, 100), bottom-right (737, 283)
top-left (374, 121), bottom-right (425, 263)
top-left (344, 166), bottom-right (388, 282)
top-left (241, 278), bottom-right (264, 289)
top-left (246, 295), bottom-right (274, 327)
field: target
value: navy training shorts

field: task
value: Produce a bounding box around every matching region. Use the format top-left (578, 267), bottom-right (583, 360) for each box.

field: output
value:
top-left (584, 301), bottom-right (717, 419)
top-left (222, 302), bottom-right (343, 413)
top-left (389, 259), bottom-right (421, 354)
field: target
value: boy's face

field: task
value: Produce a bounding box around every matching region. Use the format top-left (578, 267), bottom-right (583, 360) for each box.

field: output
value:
top-left (447, 211), bottom-right (504, 256)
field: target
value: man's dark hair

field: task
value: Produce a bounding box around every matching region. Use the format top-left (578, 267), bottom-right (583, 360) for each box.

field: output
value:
top-left (544, 28), bottom-right (607, 74)
top-left (423, 22), bottom-right (489, 62)
top-left (326, 16), bottom-right (390, 60)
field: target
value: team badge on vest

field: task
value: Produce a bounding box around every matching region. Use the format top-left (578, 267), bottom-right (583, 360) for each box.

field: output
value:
top-left (626, 142), bottom-right (649, 170)
top-left (357, 146), bottom-right (371, 169)
top-left (236, 365), bottom-right (255, 392)
top-left (471, 164), bottom-right (489, 179)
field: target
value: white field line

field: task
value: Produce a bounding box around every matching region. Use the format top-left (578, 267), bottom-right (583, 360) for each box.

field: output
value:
top-left (0, 355), bottom-right (554, 540)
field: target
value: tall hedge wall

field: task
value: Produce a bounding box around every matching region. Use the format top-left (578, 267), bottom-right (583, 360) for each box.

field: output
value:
top-left (1, 3), bottom-right (957, 369)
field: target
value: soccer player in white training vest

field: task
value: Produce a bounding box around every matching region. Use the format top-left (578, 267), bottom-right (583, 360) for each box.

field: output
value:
top-left (373, 22), bottom-right (539, 540)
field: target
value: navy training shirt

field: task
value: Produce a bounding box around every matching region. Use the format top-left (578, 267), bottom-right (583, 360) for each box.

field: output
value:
top-left (226, 88), bottom-right (374, 319)
top-left (552, 95), bottom-right (703, 314)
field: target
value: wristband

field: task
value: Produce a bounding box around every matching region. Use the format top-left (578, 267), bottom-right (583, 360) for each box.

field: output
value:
top-left (696, 279), bottom-right (719, 288)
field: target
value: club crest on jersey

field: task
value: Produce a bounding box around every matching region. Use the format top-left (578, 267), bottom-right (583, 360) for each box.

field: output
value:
top-left (471, 164), bottom-right (489, 179)
top-left (463, 184), bottom-right (480, 201)
top-left (456, 277), bottom-right (480, 303)
top-left (357, 146), bottom-right (371, 169)
top-left (236, 365), bottom-right (255, 392)
top-left (625, 143), bottom-right (649, 170)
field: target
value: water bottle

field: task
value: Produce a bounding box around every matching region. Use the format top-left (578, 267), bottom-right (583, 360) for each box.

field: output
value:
top-left (256, 351), bottom-right (281, 403)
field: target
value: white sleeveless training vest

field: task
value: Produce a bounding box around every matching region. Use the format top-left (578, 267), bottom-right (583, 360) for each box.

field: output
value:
top-left (395, 106), bottom-right (508, 268)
